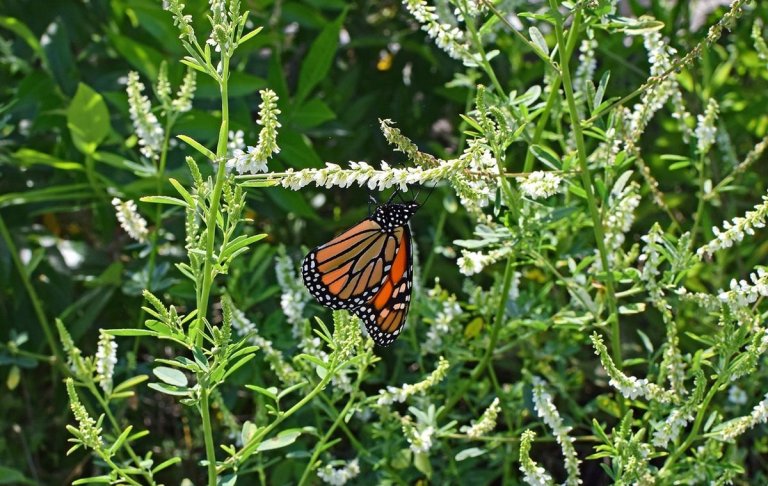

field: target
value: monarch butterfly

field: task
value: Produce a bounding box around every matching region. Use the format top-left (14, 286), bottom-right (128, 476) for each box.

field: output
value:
top-left (302, 199), bottom-right (420, 346)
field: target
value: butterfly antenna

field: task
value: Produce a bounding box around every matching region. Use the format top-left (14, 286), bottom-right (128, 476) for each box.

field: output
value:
top-left (417, 182), bottom-right (437, 208)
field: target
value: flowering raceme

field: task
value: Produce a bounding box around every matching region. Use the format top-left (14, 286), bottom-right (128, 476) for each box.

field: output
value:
top-left (227, 89), bottom-right (281, 174)
top-left (112, 197), bottom-right (149, 243)
top-left (126, 72), bottom-right (164, 161)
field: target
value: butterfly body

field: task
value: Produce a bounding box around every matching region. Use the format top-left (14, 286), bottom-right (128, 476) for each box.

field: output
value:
top-left (302, 201), bottom-right (419, 346)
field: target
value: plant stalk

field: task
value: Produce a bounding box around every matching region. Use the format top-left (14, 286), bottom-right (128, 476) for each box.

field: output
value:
top-left (549, 1), bottom-right (622, 367)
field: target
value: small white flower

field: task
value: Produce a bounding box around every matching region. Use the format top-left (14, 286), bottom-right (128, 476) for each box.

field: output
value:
top-left (728, 386), bottom-right (748, 405)
top-left (404, 423), bottom-right (434, 454)
top-left (228, 129), bottom-right (245, 153)
top-left (462, 397), bottom-right (501, 438)
top-left (126, 72), bottom-right (164, 160)
top-left (317, 458), bottom-right (360, 485)
top-left (95, 330), bottom-right (118, 393)
top-left (112, 198), bottom-right (149, 243)
top-left (532, 377), bottom-right (581, 485)
top-left (458, 251), bottom-right (485, 276)
top-left (376, 357), bottom-right (449, 405)
top-left (517, 171), bottom-right (562, 200)
top-left (694, 98), bottom-right (719, 156)
top-left (697, 191), bottom-right (768, 259)
top-left (226, 90), bottom-right (281, 174)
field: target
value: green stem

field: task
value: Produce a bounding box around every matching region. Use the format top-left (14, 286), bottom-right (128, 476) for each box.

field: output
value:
top-left (298, 396), bottom-right (357, 486)
top-left (689, 154), bottom-right (708, 249)
top-left (101, 454), bottom-right (143, 486)
top-left (440, 255), bottom-right (515, 417)
top-left (523, 76), bottom-right (562, 172)
top-left (87, 382), bottom-right (155, 485)
top-left (660, 373), bottom-right (726, 475)
top-left (549, 2), bottom-right (622, 368)
top-left (194, 57), bottom-right (231, 347)
top-left (134, 116), bottom-right (176, 357)
top-left (200, 388), bottom-right (218, 486)
top-left (226, 359), bottom-right (338, 469)
top-left (0, 214), bottom-right (66, 374)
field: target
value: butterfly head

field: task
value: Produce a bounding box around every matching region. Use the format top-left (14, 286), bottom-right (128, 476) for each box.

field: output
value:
top-left (373, 202), bottom-right (419, 232)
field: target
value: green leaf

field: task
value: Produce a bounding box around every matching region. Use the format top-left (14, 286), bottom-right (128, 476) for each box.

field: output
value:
top-left (256, 429), bottom-right (302, 452)
top-left (177, 135), bottom-right (216, 161)
top-left (169, 178), bottom-right (196, 206)
top-left (109, 32), bottom-right (163, 79)
top-left (152, 457), bottom-right (182, 474)
top-left (105, 329), bottom-right (159, 337)
top-left (153, 366), bottom-right (188, 387)
top-left (218, 474), bottom-right (237, 486)
top-left (67, 83), bottom-right (111, 155)
top-left (223, 353), bottom-right (257, 380)
top-left (0, 466), bottom-right (35, 485)
top-left (241, 421), bottom-right (258, 445)
top-left (455, 447), bottom-right (487, 461)
top-left (239, 26), bottom-right (264, 46)
top-left (296, 11), bottom-right (347, 104)
top-left (221, 234), bottom-right (267, 260)
top-left (6, 365), bottom-right (20, 391)
top-left (414, 451), bottom-right (432, 478)
top-left (529, 145), bottom-right (561, 170)
top-left (140, 195), bottom-right (188, 207)
top-left (113, 374), bottom-right (149, 394)
top-left (147, 382), bottom-right (191, 397)
top-left (12, 149), bottom-right (82, 171)
top-left (42, 20), bottom-right (78, 95)
top-left (291, 99), bottom-right (336, 129)
top-left (246, 384), bottom-right (278, 400)
top-left (528, 26), bottom-right (549, 57)
top-left (0, 17), bottom-right (42, 58)
top-left (108, 425), bottom-right (133, 455)
top-left (72, 476), bottom-right (112, 484)
top-left (593, 71), bottom-right (610, 112)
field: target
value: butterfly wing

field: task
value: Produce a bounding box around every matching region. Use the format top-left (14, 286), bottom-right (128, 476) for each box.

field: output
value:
top-left (353, 224), bottom-right (413, 346)
top-left (302, 218), bottom-right (405, 310)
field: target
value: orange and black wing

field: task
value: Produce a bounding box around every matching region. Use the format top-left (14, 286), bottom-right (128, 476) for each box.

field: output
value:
top-left (302, 218), bottom-right (405, 310)
top-left (353, 225), bottom-right (413, 346)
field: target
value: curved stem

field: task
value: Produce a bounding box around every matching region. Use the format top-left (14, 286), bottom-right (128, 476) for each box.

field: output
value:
top-left (549, 2), bottom-right (622, 367)
top-left (440, 254), bottom-right (515, 418)
top-left (298, 396), bottom-right (357, 486)
top-left (87, 382), bottom-right (155, 485)
top-left (225, 358), bottom-right (338, 469)
top-left (0, 215), bottom-right (66, 374)
top-left (689, 154), bottom-right (708, 249)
